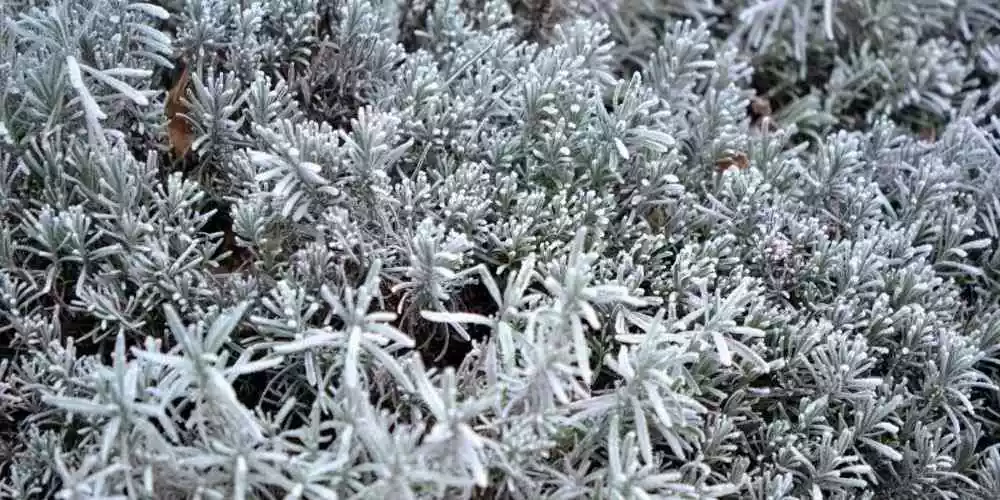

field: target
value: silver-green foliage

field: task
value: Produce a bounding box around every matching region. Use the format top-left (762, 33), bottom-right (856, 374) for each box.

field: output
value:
top-left (612, 0), bottom-right (1000, 134)
top-left (1, 0), bottom-right (1000, 498)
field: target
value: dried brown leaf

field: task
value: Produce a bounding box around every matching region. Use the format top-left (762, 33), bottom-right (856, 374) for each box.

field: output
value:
top-left (165, 62), bottom-right (193, 157)
top-left (715, 151), bottom-right (750, 172)
top-left (750, 96), bottom-right (772, 119)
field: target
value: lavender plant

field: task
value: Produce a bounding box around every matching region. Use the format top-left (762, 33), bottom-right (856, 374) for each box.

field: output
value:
top-left (1, 0), bottom-right (1000, 498)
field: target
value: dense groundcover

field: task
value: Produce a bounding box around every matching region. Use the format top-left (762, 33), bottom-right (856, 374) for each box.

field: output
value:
top-left (3, 0), bottom-right (1000, 498)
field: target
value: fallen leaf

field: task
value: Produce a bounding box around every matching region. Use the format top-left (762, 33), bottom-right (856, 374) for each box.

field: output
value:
top-left (165, 61), bottom-right (193, 157)
top-left (750, 96), bottom-right (772, 119)
top-left (715, 151), bottom-right (750, 172)
top-left (749, 96), bottom-right (776, 132)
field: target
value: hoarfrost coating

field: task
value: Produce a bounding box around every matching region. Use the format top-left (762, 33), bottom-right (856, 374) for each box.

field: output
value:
top-left (1, 0), bottom-right (1000, 499)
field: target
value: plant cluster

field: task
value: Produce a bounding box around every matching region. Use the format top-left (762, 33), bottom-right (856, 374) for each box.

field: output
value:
top-left (1, 0), bottom-right (1000, 498)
